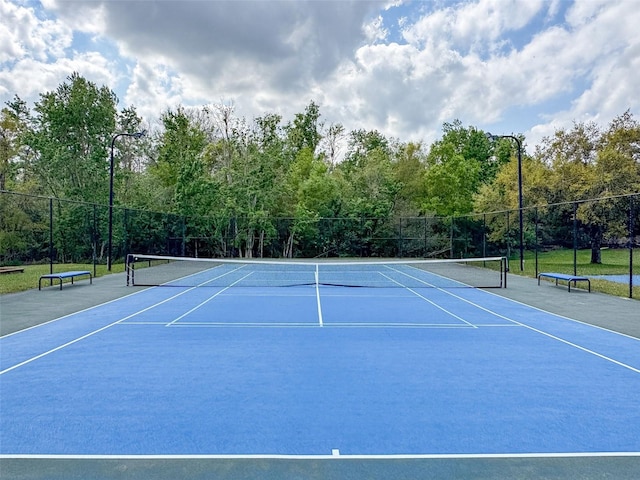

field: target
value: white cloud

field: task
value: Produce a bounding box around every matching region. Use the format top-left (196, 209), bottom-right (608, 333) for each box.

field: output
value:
top-left (0, 0), bottom-right (72, 63)
top-left (41, 0), bottom-right (106, 34)
top-left (363, 15), bottom-right (389, 43)
top-left (124, 61), bottom-right (186, 122)
top-left (0, 51), bottom-right (114, 101)
top-left (1, 0), bottom-right (639, 154)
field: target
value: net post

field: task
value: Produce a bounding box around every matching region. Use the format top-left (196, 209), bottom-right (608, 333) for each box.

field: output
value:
top-left (503, 256), bottom-right (508, 288)
top-left (126, 254), bottom-right (134, 286)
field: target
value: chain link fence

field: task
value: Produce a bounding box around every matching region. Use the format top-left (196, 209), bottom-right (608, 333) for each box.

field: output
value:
top-left (2, 190), bottom-right (638, 297)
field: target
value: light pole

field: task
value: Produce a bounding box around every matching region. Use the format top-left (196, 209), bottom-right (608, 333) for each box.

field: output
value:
top-left (486, 132), bottom-right (524, 271)
top-left (108, 130), bottom-right (146, 271)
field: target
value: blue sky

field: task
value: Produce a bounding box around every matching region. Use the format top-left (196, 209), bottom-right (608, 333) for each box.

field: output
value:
top-left (1, 0), bottom-right (639, 152)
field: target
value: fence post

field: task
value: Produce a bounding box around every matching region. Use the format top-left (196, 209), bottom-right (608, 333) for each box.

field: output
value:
top-left (535, 207), bottom-right (539, 278)
top-left (573, 202), bottom-right (578, 276)
top-left (49, 198), bottom-right (53, 276)
top-left (630, 196), bottom-right (635, 299)
top-left (93, 204), bottom-right (97, 277)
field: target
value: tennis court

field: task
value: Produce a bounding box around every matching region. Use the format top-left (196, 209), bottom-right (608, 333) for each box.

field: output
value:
top-left (1, 256), bottom-right (639, 479)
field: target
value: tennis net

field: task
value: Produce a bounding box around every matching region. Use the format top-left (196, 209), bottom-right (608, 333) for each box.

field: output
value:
top-left (126, 254), bottom-right (507, 289)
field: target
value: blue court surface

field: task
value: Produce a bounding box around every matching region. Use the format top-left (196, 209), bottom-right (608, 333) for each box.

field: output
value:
top-left (1, 261), bottom-right (640, 477)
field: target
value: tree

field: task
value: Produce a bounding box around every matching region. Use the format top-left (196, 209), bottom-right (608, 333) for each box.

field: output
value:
top-left (112, 106), bottom-right (150, 208)
top-left (421, 121), bottom-right (499, 217)
top-left (334, 131), bottom-right (400, 255)
top-left (0, 107), bottom-right (21, 191)
top-left (285, 100), bottom-right (323, 156)
top-left (153, 107), bottom-right (206, 192)
top-left (534, 114), bottom-right (640, 263)
top-left (423, 143), bottom-right (478, 216)
top-left (28, 73), bottom-right (117, 202)
top-left (391, 141), bottom-right (428, 216)
top-left (474, 154), bottom-right (551, 250)
top-left (319, 122), bottom-right (346, 169)
top-left (280, 147), bottom-right (339, 257)
top-left (580, 112), bottom-right (640, 262)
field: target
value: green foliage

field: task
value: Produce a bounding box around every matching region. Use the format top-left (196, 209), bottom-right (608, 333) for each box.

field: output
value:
top-left (422, 121), bottom-right (501, 217)
top-left (392, 142), bottom-right (428, 215)
top-left (153, 107), bottom-right (208, 191)
top-left (423, 146), bottom-right (479, 216)
top-left (285, 100), bottom-right (323, 155)
top-left (28, 73), bottom-right (117, 202)
top-left (2, 73), bottom-right (639, 264)
top-left (544, 114), bottom-right (639, 262)
top-left (0, 106), bottom-right (23, 191)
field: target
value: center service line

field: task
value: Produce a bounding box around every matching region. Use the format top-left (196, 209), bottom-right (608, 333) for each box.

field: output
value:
top-left (315, 265), bottom-right (324, 327)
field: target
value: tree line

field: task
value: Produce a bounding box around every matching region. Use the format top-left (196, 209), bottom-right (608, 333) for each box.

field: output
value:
top-left (1, 73), bottom-right (639, 261)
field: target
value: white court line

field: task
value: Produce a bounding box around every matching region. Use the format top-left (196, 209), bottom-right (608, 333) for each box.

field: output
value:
top-left (171, 322), bottom-right (475, 328)
top-left (0, 286), bottom-right (207, 375)
top-left (0, 285), bottom-right (150, 339)
top-left (0, 266), bottom-right (249, 340)
top-left (124, 321), bottom-right (518, 328)
top-left (393, 266), bottom-right (640, 375)
top-left (315, 265), bottom-right (323, 327)
top-left (469, 302), bottom-right (640, 374)
top-left (479, 287), bottom-right (640, 343)
top-left (165, 272), bottom-right (254, 326)
top-left (319, 323), bottom-right (476, 328)
top-left (378, 271), bottom-right (477, 328)
top-left (2, 451), bottom-right (639, 460)
top-left (1, 266), bottom-right (253, 374)
top-left (167, 322), bottom-right (322, 328)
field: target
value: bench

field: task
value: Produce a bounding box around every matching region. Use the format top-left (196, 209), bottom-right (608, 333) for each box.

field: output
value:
top-left (538, 272), bottom-right (590, 292)
top-left (0, 266), bottom-right (25, 274)
top-left (39, 271), bottom-right (92, 290)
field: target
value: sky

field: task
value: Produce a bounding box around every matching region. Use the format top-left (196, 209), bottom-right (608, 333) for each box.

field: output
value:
top-left (1, 0), bottom-right (639, 152)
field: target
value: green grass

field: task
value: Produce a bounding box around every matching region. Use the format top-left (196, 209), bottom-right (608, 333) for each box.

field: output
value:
top-left (514, 248), bottom-right (640, 299)
top-left (0, 263), bottom-right (126, 295)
